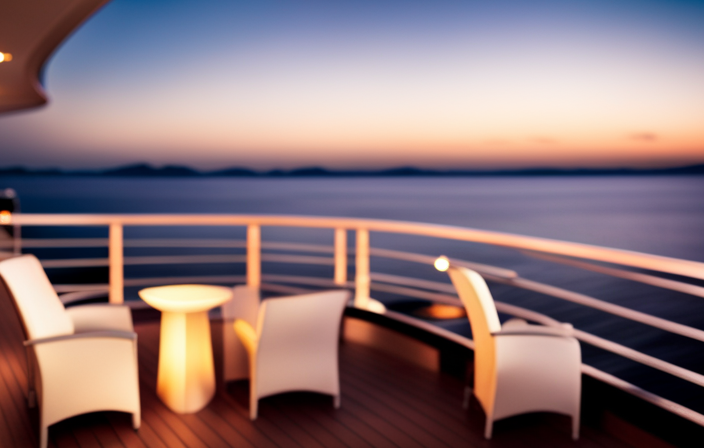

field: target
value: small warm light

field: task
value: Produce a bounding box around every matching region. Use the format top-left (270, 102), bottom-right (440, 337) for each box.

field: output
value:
top-left (0, 52), bottom-right (12, 63)
top-left (434, 255), bottom-right (450, 272)
top-left (414, 304), bottom-right (466, 320)
top-left (0, 210), bottom-right (11, 225)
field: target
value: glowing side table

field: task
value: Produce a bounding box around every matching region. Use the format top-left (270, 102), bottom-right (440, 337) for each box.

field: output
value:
top-left (139, 284), bottom-right (232, 414)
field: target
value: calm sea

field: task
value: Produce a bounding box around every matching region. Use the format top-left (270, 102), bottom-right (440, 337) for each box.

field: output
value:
top-left (3, 175), bottom-right (703, 258)
top-left (3, 175), bottom-right (704, 408)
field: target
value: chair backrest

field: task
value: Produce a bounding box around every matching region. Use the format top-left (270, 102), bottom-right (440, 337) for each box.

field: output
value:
top-left (447, 267), bottom-right (500, 405)
top-left (256, 290), bottom-right (349, 366)
top-left (221, 284), bottom-right (260, 325)
top-left (0, 254), bottom-right (74, 340)
top-left (448, 267), bottom-right (501, 334)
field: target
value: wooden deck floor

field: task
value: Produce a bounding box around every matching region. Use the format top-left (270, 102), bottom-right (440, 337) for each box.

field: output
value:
top-left (0, 297), bottom-right (639, 447)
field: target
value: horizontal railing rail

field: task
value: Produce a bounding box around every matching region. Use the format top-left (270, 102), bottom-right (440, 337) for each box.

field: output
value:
top-left (523, 250), bottom-right (704, 298)
top-left (8, 213), bottom-right (704, 279)
top-left (4, 212), bottom-right (704, 427)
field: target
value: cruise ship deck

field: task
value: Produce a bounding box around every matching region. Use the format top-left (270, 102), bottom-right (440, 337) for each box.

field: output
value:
top-left (0, 290), bottom-right (645, 448)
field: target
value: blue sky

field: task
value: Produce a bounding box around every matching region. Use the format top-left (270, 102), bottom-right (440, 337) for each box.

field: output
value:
top-left (2, 0), bottom-right (703, 170)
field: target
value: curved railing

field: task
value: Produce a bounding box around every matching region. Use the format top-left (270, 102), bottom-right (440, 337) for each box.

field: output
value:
top-left (3, 212), bottom-right (704, 426)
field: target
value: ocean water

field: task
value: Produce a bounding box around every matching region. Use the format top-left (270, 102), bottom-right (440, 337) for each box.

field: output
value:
top-left (5, 175), bottom-right (704, 260)
top-left (3, 175), bottom-right (704, 409)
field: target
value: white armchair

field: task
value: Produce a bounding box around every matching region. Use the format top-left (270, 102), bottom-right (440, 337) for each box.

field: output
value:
top-left (446, 266), bottom-right (581, 440)
top-left (234, 290), bottom-right (350, 420)
top-left (0, 255), bottom-right (141, 448)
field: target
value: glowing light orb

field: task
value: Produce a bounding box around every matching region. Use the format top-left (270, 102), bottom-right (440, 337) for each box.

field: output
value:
top-left (434, 255), bottom-right (450, 272)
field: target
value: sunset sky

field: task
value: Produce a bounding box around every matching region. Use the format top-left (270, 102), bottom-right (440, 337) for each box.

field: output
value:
top-left (1, 0), bottom-right (703, 170)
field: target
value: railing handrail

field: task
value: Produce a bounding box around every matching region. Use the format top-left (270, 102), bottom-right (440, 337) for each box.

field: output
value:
top-left (21, 231), bottom-right (704, 343)
top-left (9, 212), bottom-right (704, 280)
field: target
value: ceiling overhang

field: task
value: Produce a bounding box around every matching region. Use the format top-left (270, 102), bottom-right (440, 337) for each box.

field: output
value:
top-left (0, 0), bottom-right (110, 114)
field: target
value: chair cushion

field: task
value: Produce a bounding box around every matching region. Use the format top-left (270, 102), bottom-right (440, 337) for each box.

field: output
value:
top-left (0, 255), bottom-right (74, 339)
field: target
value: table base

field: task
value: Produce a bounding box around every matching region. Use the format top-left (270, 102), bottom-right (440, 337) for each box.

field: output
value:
top-left (157, 310), bottom-right (216, 414)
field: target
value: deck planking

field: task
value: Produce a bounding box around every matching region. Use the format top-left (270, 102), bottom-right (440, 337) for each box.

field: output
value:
top-left (0, 292), bottom-right (640, 448)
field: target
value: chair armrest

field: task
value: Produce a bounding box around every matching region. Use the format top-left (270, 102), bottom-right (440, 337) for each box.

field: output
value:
top-left (24, 330), bottom-right (136, 346)
top-left (493, 322), bottom-right (574, 338)
top-left (67, 304), bottom-right (134, 333)
top-left (234, 319), bottom-right (258, 355)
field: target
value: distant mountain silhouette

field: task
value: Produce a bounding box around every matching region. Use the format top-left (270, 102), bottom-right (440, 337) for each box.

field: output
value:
top-left (288, 167), bottom-right (333, 176)
top-left (1, 163), bottom-right (703, 177)
top-left (209, 167), bottom-right (258, 176)
top-left (102, 164), bottom-right (200, 176)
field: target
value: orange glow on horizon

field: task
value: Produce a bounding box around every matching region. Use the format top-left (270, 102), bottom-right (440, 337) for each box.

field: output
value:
top-left (24, 55), bottom-right (700, 170)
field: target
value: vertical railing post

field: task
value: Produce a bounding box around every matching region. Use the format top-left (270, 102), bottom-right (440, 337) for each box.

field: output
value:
top-left (0, 210), bottom-right (19, 254)
top-left (247, 224), bottom-right (261, 288)
top-left (355, 228), bottom-right (370, 308)
top-left (334, 228), bottom-right (347, 286)
top-left (13, 221), bottom-right (21, 255)
top-left (108, 223), bottom-right (124, 304)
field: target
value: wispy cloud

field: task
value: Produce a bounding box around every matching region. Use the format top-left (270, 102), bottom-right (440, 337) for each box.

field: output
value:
top-left (530, 137), bottom-right (557, 145)
top-left (630, 132), bottom-right (658, 142)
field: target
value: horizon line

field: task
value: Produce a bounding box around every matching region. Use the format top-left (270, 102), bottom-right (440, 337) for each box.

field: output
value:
top-left (1, 162), bottom-right (704, 177)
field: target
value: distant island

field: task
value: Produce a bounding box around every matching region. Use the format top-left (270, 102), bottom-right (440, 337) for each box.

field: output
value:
top-left (1, 163), bottom-right (703, 177)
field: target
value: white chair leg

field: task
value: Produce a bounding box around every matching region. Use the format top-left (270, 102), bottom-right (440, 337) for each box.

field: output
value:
top-left (39, 424), bottom-right (48, 448)
top-left (333, 394), bottom-right (341, 409)
top-left (484, 417), bottom-right (493, 439)
top-left (572, 416), bottom-right (580, 440)
top-left (132, 411), bottom-right (141, 430)
top-left (250, 395), bottom-right (258, 421)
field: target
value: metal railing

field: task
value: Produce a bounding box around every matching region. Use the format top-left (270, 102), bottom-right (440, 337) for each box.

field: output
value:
top-left (3, 212), bottom-right (704, 426)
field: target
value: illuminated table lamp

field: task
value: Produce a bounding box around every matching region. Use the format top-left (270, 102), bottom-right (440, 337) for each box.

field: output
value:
top-left (139, 284), bottom-right (232, 413)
